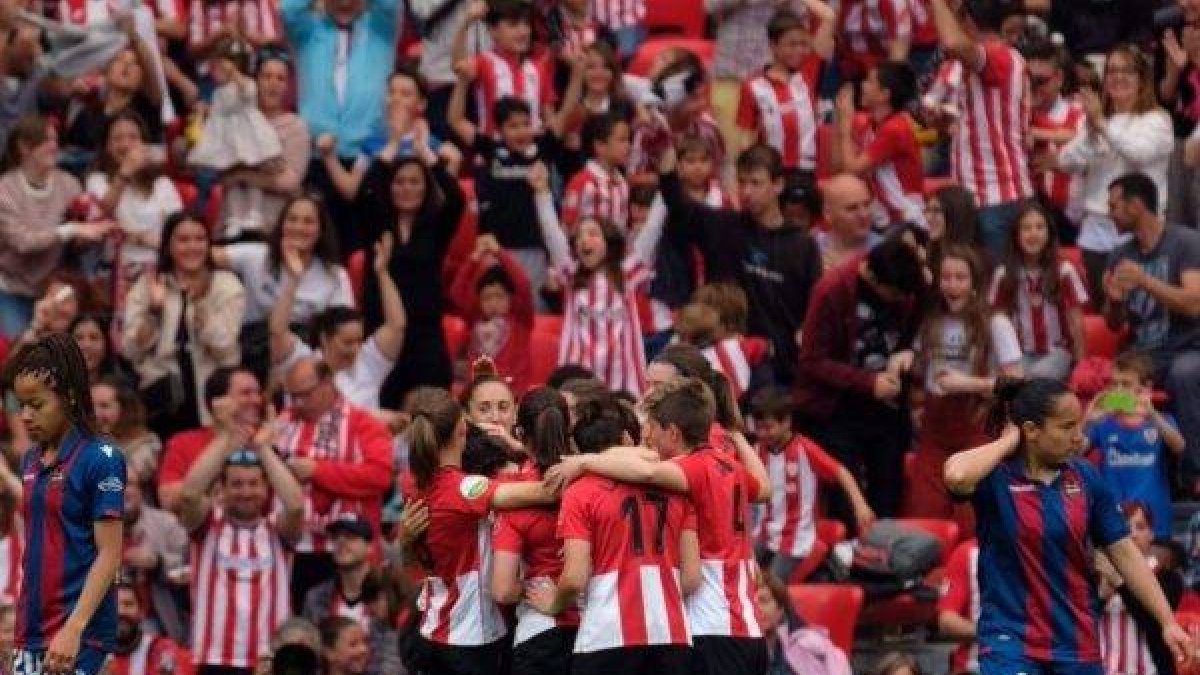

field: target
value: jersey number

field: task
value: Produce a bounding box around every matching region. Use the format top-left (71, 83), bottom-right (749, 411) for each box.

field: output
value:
top-left (621, 491), bottom-right (669, 555)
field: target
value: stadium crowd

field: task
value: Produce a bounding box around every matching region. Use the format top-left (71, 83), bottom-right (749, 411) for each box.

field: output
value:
top-left (0, 0), bottom-right (1197, 671)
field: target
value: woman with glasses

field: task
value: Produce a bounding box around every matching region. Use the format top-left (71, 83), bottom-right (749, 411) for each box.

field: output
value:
top-left (1057, 43), bottom-right (1174, 307)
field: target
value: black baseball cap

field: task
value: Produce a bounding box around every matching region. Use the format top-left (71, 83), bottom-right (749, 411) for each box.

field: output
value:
top-left (326, 512), bottom-right (373, 541)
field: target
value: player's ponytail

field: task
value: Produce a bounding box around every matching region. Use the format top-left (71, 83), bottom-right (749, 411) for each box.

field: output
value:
top-left (518, 386), bottom-right (572, 475)
top-left (406, 388), bottom-right (463, 491)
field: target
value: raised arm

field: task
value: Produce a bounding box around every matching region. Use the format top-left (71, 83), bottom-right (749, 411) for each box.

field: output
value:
top-left (929, 0), bottom-right (981, 70)
top-left (449, 60), bottom-right (478, 147)
top-left (121, 14), bottom-right (164, 106)
top-left (627, 194), bottom-right (666, 266)
top-left (178, 430), bottom-right (235, 532)
top-left (371, 232), bottom-right (407, 360)
top-left (943, 424), bottom-right (1019, 496)
top-left (803, 0), bottom-right (837, 60)
top-left (267, 252), bottom-right (303, 367)
top-left (254, 412), bottom-right (306, 543)
top-left (531, 164), bottom-right (574, 269)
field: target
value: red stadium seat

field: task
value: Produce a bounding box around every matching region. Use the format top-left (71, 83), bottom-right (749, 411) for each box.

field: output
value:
top-left (528, 328), bottom-right (561, 388)
top-left (443, 315), bottom-right (469, 360)
top-left (789, 584), bottom-right (864, 656)
top-left (1084, 314), bottom-right (1124, 359)
top-left (627, 38), bottom-right (715, 78)
top-left (815, 519), bottom-right (847, 545)
top-left (644, 0), bottom-right (706, 38)
top-left (348, 250), bottom-right (365, 309)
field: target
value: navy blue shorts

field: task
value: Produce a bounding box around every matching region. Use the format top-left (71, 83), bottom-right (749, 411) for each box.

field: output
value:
top-left (980, 653), bottom-right (1105, 675)
top-left (12, 646), bottom-right (110, 675)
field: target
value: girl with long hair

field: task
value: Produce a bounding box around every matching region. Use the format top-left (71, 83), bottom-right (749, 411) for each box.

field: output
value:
top-left (987, 204), bottom-right (1089, 381)
top-left (906, 245), bottom-right (1024, 534)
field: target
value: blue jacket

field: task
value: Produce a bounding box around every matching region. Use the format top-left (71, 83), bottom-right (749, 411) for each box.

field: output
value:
top-left (282, 0), bottom-right (400, 158)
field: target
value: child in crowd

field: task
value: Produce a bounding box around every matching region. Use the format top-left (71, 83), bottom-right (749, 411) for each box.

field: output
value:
top-left (987, 204), bottom-right (1088, 381)
top-left (736, 5), bottom-right (836, 177)
top-left (556, 40), bottom-right (635, 178)
top-left (1087, 351), bottom-right (1185, 540)
top-left (531, 161), bottom-right (664, 397)
top-left (187, 37), bottom-right (281, 172)
top-left (676, 134), bottom-right (730, 208)
top-left (448, 236), bottom-right (535, 395)
top-left (937, 537), bottom-right (981, 675)
top-left (687, 283), bottom-right (770, 401)
top-left (907, 245), bottom-right (1024, 534)
top-left (562, 110), bottom-right (633, 232)
top-left (752, 387), bottom-right (875, 582)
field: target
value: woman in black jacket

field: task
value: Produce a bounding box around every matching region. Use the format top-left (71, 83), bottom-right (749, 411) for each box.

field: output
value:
top-left (359, 140), bottom-right (465, 409)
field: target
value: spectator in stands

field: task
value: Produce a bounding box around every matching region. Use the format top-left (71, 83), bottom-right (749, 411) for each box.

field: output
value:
top-left (121, 463), bottom-right (190, 643)
top-left (987, 204), bottom-right (1088, 380)
top-left (818, 174), bottom-right (880, 273)
top-left (123, 211), bottom-right (245, 438)
top-left (557, 41), bottom-right (633, 179)
top-left (215, 194), bottom-right (352, 378)
top-left (359, 135), bottom-right (465, 408)
top-left (561, 110), bottom-right (632, 234)
top-left (1162, 26), bottom-right (1200, 232)
top-left (1025, 40), bottom-right (1084, 244)
top-left (72, 315), bottom-right (136, 387)
top-left (1102, 172), bottom-right (1200, 491)
top-left (86, 111), bottom-right (182, 317)
top-left (925, 184), bottom-right (985, 272)
top-left (277, 356), bottom-right (394, 610)
top-left (796, 238), bottom-right (925, 518)
top-left (218, 49), bottom-right (312, 242)
top-left (447, 238), bottom-right (535, 394)
top-left (756, 572), bottom-right (852, 675)
top-left (318, 617), bottom-right (371, 675)
top-left (303, 513), bottom-right (402, 675)
top-left (928, 0), bottom-right (1034, 255)
top-left (752, 387), bottom-right (875, 581)
top-left (1087, 351), bottom-right (1185, 540)
top-left (832, 62), bottom-right (926, 231)
top-left (0, 116), bottom-right (105, 339)
top-left (875, 652), bottom-right (924, 675)
top-left (92, 377), bottom-right (160, 482)
top-left (257, 617), bottom-right (322, 675)
top-left (157, 366), bottom-right (264, 511)
top-left (837, 0), bottom-right (912, 82)
top-left (937, 536), bottom-right (980, 675)
top-left (64, 32), bottom-right (166, 154)
top-left (909, 245), bottom-right (1023, 532)
top-left (12, 275), bottom-right (95, 357)
top-left (1057, 44), bottom-right (1174, 307)
top-left (661, 144), bottom-right (822, 387)
top-left (180, 398), bottom-right (306, 674)
top-left (944, 378), bottom-right (1191, 675)
top-left (270, 233), bottom-right (406, 412)
top-left (110, 581), bottom-right (194, 675)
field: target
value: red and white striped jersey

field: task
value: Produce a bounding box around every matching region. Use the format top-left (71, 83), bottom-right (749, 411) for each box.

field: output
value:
top-left (938, 539), bottom-right (980, 675)
top-left (493, 505), bottom-right (581, 645)
top-left (557, 259), bottom-right (651, 397)
top-left (1032, 96), bottom-right (1086, 220)
top-left (109, 633), bottom-right (194, 675)
top-left (562, 160), bottom-right (630, 232)
top-left (987, 261), bottom-right (1088, 356)
top-left (0, 518), bottom-right (24, 605)
top-left (412, 467), bottom-right (507, 646)
top-left (736, 60), bottom-right (823, 171)
top-left (1100, 583), bottom-right (1157, 675)
top-left (190, 514), bottom-right (291, 669)
top-left (703, 336), bottom-right (768, 401)
top-left (863, 111), bottom-right (927, 229)
top-left (473, 51), bottom-right (554, 138)
top-left (948, 42), bottom-right (1035, 207)
top-left (837, 0), bottom-right (912, 77)
top-left (754, 435), bottom-right (842, 559)
top-left (590, 0), bottom-right (644, 30)
top-left (557, 475), bottom-right (692, 653)
top-left (674, 446), bottom-right (763, 638)
top-left (188, 0), bottom-right (280, 49)
top-left (910, 0), bottom-right (936, 47)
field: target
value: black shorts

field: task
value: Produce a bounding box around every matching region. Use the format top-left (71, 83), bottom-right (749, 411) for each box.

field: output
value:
top-left (424, 639), bottom-right (506, 675)
top-left (690, 636), bottom-right (769, 675)
top-left (572, 644), bottom-right (692, 675)
top-left (513, 627), bottom-right (577, 675)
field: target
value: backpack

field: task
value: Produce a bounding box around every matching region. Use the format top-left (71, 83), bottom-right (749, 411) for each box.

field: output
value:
top-left (849, 520), bottom-right (943, 599)
top-left (776, 623), bottom-right (853, 675)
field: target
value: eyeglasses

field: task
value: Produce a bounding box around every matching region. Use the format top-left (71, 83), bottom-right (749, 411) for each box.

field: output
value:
top-left (226, 448), bottom-right (261, 467)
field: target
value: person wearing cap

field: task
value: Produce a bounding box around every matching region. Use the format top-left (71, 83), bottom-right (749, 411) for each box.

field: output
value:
top-left (301, 513), bottom-right (401, 675)
top-left (107, 580), bottom-right (194, 675)
top-left (178, 397), bottom-right (306, 675)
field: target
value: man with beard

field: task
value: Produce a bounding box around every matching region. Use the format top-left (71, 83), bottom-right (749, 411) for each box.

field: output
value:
top-left (108, 580), bottom-right (194, 675)
top-left (301, 513), bottom-right (401, 675)
top-left (122, 465), bottom-right (190, 643)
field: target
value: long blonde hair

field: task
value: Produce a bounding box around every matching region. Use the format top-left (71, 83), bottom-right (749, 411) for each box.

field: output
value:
top-left (1103, 43), bottom-right (1161, 116)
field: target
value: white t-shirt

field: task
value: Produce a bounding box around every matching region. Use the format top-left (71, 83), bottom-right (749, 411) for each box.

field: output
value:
top-left (923, 314), bottom-right (1023, 395)
top-left (225, 242), bottom-right (354, 324)
top-left (85, 173), bottom-right (183, 265)
top-left (277, 336), bottom-right (393, 411)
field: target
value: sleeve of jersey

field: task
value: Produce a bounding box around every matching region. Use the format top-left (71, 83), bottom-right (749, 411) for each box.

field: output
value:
top-left (803, 439), bottom-right (844, 482)
top-left (454, 474), bottom-right (499, 519)
top-left (672, 453), bottom-right (705, 500)
top-left (1059, 261), bottom-right (1090, 308)
top-left (1082, 461), bottom-right (1131, 547)
top-left (492, 511), bottom-right (524, 555)
top-left (557, 483), bottom-right (594, 543)
top-left (937, 542), bottom-right (972, 613)
top-left (977, 42), bottom-right (1013, 86)
top-left (864, 118), bottom-right (902, 166)
top-left (88, 443), bottom-right (128, 521)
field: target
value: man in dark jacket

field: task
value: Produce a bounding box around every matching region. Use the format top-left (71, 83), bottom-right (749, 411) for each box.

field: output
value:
top-left (794, 238), bottom-right (925, 520)
top-left (660, 144), bottom-right (823, 386)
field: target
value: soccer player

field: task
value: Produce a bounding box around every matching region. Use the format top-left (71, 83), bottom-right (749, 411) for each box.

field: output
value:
top-left (550, 377), bottom-right (772, 675)
top-left (529, 393), bottom-right (697, 675)
top-left (4, 333), bottom-right (127, 675)
top-left (943, 378), bottom-right (1192, 675)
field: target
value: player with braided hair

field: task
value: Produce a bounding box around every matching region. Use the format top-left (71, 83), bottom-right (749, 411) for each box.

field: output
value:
top-left (2, 332), bottom-right (126, 675)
